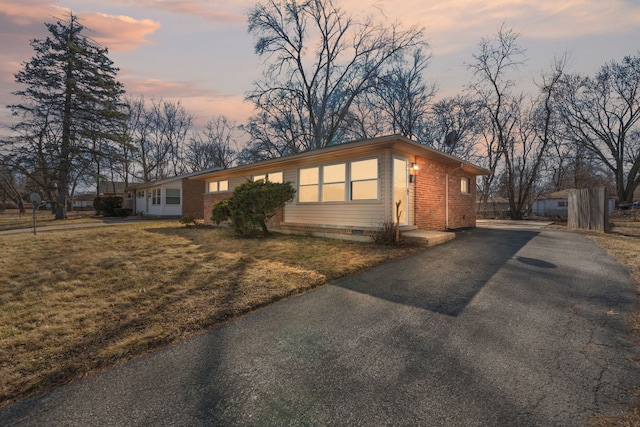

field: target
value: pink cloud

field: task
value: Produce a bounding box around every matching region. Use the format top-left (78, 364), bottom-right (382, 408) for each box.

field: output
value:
top-left (81, 12), bottom-right (161, 51)
top-left (116, 0), bottom-right (245, 23)
top-left (342, 0), bottom-right (640, 54)
top-left (120, 77), bottom-right (255, 125)
top-left (0, 1), bottom-right (161, 52)
top-left (123, 78), bottom-right (228, 99)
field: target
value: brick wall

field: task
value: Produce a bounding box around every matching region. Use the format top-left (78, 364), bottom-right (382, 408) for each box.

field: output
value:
top-left (203, 192), bottom-right (232, 224)
top-left (414, 157), bottom-right (477, 230)
top-left (182, 179), bottom-right (206, 219)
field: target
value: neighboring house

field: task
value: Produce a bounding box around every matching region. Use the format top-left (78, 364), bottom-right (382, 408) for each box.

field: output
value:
top-left (70, 193), bottom-right (95, 210)
top-left (126, 172), bottom-right (207, 218)
top-left (532, 189), bottom-right (616, 216)
top-left (476, 196), bottom-right (510, 218)
top-left (192, 135), bottom-right (491, 240)
top-left (98, 181), bottom-right (126, 196)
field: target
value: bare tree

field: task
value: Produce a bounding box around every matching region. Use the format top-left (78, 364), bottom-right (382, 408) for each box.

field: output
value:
top-left (500, 58), bottom-right (566, 219)
top-left (466, 24), bottom-right (527, 211)
top-left (372, 48), bottom-right (436, 139)
top-left (420, 94), bottom-right (482, 161)
top-left (185, 116), bottom-right (238, 171)
top-left (557, 52), bottom-right (640, 203)
top-left (342, 91), bottom-right (388, 141)
top-left (0, 162), bottom-right (26, 212)
top-left (124, 97), bottom-right (192, 182)
top-left (245, 0), bottom-right (425, 154)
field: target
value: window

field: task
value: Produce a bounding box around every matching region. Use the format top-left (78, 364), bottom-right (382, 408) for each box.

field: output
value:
top-left (461, 177), bottom-right (470, 194)
top-left (137, 190), bottom-right (145, 198)
top-left (151, 189), bottom-right (161, 205)
top-left (299, 167), bottom-right (319, 202)
top-left (166, 189), bottom-right (180, 205)
top-left (253, 171), bottom-right (283, 183)
top-left (208, 180), bottom-right (229, 193)
top-left (322, 163), bottom-right (346, 202)
top-left (558, 201), bottom-right (566, 207)
top-left (268, 171), bottom-right (283, 184)
top-left (350, 159), bottom-right (378, 200)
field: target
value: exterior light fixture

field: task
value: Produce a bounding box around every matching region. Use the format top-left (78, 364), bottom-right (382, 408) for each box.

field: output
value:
top-left (411, 162), bottom-right (419, 171)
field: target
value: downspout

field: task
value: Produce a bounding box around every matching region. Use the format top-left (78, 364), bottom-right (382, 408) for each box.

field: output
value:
top-left (445, 163), bottom-right (464, 230)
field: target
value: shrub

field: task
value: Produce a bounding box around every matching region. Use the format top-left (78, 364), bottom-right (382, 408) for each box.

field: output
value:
top-left (113, 208), bottom-right (132, 217)
top-left (212, 180), bottom-right (295, 237)
top-left (94, 196), bottom-right (122, 216)
top-left (371, 221), bottom-right (400, 246)
top-left (211, 199), bottom-right (231, 225)
top-left (180, 215), bottom-right (197, 227)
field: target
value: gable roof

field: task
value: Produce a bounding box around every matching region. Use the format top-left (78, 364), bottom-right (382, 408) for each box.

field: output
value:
top-left (539, 190), bottom-right (572, 200)
top-left (191, 135), bottom-right (491, 181)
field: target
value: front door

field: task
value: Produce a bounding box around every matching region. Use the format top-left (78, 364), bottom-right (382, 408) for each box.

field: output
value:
top-left (393, 157), bottom-right (408, 225)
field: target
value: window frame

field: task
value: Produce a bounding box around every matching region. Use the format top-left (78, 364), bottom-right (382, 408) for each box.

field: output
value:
top-left (349, 158), bottom-right (379, 201)
top-left (151, 188), bottom-right (161, 205)
top-left (321, 163), bottom-right (346, 202)
top-left (253, 171), bottom-right (284, 184)
top-left (298, 166), bottom-right (320, 203)
top-left (460, 176), bottom-right (471, 194)
top-left (208, 179), bottom-right (229, 194)
top-left (165, 188), bottom-right (181, 205)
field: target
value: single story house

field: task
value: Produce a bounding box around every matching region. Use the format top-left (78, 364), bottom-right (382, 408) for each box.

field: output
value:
top-left (192, 135), bottom-right (491, 240)
top-left (125, 171), bottom-right (209, 218)
top-left (70, 193), bottom-right (95, 210)
top-left (532, 189), bottom-right (616, 217)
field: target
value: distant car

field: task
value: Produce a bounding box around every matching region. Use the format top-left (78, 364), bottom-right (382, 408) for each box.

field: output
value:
top-left (618, 201), bottom-right (640, 210)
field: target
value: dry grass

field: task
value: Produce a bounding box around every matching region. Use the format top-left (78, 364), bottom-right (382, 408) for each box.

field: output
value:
top-left (0, 222), bottom-right (419, 406)
top-left (585, 217), bottom-right (640, 426)
top-left (0, 210), bottom-right (101, 232)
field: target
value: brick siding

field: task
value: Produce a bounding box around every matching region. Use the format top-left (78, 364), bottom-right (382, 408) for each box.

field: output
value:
top-left (203, 192), bottom-right (233, 224)
top-left (414, 157), bottom-right (476, 230)
top-left (182, 179), bottom-right (206, 219)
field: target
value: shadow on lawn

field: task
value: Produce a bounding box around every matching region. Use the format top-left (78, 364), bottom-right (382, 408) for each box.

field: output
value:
top-left (336, 228), bottom-right (540, 317)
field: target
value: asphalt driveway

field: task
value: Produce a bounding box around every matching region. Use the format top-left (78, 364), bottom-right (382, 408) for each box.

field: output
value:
top-left (2, 227), bottom-right (639, 426)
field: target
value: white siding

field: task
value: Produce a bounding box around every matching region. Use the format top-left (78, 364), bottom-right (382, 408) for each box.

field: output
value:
top-left (134, 182), bottom-right (183, 216)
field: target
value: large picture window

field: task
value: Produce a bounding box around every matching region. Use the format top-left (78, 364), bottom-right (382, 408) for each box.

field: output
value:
top-left (166, 188), bottom-right (181, 205)
top-left (299, 167), bottom-right (319, 202)
top-left (350, 159), bottom-right (378, 200)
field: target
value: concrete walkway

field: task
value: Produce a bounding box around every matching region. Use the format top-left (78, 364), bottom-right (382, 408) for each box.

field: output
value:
top-left (1, 227), bottom-right (638, 426)
top-left (477, 218), bottom-right (554, 230)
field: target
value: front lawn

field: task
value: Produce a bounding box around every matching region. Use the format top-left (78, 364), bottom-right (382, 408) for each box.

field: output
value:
top-left (0, 222), bottom-right (418, 406)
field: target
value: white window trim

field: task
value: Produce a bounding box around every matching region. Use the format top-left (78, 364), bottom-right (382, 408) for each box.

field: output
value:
top-left (297, 157), bottom-right (380, 203)
top-left (298, 167), bottom-right (320, 203)
top-left (208, 179), bottom-right (229, 194)
top-left (349, 158), bottom-right (379, 201)
top-left (165, 188), bottom-right (181, 205)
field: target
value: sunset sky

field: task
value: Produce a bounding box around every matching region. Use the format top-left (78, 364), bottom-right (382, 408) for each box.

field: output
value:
top-left (1, 0), bottom-right (640, 131)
